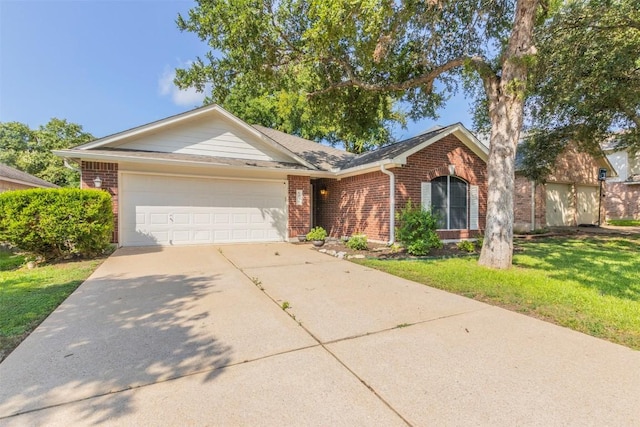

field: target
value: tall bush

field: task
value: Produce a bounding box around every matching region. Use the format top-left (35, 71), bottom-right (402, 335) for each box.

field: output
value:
top-left (0, 188), bottom-right (113, 260)
top-left (396, 200), bottom-right (442, 256)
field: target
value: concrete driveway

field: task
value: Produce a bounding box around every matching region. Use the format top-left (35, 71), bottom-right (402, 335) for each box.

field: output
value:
top-left (1, 243), bottom-right (639, 426)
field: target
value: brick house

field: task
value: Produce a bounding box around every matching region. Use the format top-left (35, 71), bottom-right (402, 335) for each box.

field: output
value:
top-left (513, 143), bottom-right (615, 232)
top-left (0, 163), bottom-right (58, 193)
top-left (603, 143), bottom-right (640, 220)
top-left (54, 105), bottom-right (488, 247)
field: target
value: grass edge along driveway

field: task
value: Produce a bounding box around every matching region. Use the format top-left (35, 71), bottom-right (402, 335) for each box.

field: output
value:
top-left (354, 236), bottom-right (640, 351)
top-left (0, 251), bottom-right (104, 362)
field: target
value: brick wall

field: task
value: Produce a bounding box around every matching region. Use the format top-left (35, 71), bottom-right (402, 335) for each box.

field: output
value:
top-left (0, 181), bottom-right (34, 192)
top-left (394, 135), bottom-right (488, 240)
top-left (287, 175), bottom-right (311, 238)
top-left (315, 135), bottom-right (488, 242)
top-left (81, 161), bottom-right (119, 243)
top-left (604, 182), bottom-right (640, 220)
top-left (546, 144), bottom-right (602, 185)
top-left (315, 171), bottom-right (391, 242)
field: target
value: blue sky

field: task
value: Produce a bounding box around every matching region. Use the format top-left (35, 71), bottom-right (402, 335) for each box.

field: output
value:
top-left (0, 0), bottom-right (474, 143)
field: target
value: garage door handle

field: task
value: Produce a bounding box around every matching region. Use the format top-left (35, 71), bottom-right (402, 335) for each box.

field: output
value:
top-left (169, 214), bottom-right (174, 223)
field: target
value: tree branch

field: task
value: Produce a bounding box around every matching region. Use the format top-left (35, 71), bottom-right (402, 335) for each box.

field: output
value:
top-left (308, 55), bottom-right (497, 97)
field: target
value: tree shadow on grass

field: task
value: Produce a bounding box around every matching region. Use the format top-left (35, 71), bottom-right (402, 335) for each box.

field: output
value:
top-left (0, 271), bottom-right (233, 424)
top-left (514, 236), bottom-right (640, 301)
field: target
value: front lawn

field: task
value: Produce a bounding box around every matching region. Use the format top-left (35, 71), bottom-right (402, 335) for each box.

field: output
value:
top-left (608, 219), bottom-right (640, 227)
top-left (0, 253), bottom-right (104, 361)
top-left (354, 236), bottom-right (640, 350)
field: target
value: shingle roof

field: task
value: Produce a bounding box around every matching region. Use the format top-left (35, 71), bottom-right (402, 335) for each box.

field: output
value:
top-left (342, 126), bottom-right (451, 169)
top-left (252, 125), bottom-right (354, 171)
top-left (0, 163), bottom-right (58, 188)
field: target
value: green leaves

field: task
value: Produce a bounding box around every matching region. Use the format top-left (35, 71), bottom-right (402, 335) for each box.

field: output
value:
top-left (0, 119), bottom-right (93, 187)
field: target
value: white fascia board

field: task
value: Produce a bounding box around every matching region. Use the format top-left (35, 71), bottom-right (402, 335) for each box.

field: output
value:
top-left (395, 124), bottom-right (489, 164)
top-left (52, 150), bottom-right (331, 178)
top-left (334, 159), bottom-right (400, 179)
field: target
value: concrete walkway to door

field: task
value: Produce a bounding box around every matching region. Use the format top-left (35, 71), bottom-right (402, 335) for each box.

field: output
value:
top-left (1, 243), bottom-right (639, 426)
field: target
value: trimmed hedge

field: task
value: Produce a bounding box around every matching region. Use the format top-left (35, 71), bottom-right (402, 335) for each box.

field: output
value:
top-left (0, 188), bottom-right (113, 260)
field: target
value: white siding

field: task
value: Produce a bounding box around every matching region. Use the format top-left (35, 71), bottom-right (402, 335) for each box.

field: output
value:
top-left (113, 116), bottom-right (292, 162)
top-left (606, 151), bottom-right (628, 182)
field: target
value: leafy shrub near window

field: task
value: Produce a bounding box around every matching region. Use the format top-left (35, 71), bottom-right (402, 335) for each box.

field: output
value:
top-left (395, 201), bottom-right (442, 256)
top-left (457, 240), bottom-right (476, 253)
top-left (306, 226), bottom-right (327, 241)
top-left (346, 234), bottom-right (368, 250)
top-left (475, 234), bottom-right (484, 250)
top-left (0, 188), bottom-right (113, 260)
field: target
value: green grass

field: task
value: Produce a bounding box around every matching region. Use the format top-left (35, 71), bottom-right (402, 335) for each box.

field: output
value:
top-left (0, 255), bottom-right (104, 360)
top-left (608, 219), bottom-right (640, 227)
top-left (0, 250), bottom-right (25, 271)
top-left (354, 236), bottom-right (640, 350)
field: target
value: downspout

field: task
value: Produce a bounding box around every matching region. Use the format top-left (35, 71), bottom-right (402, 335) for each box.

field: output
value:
top-left (380, 164), bottom-right (395, 244)
top-left (530, 180), bottom-right (536, 231)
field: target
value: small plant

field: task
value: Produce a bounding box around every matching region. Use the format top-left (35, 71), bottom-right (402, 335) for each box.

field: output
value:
top-left (395, 323), bottom-right (411, 329)
top-left (281, 301), bottom-right (290, 310)
top-left (395, 200), bottom-right (442, 256)
top-left (306, 226), bottom-right (327, 241)
top-left (457, 240), bottom-right (476, 253)
top-left (346, 234), bottom-right (368, 250)
top-left (251, 277), bottom-right (264, 290)
top-left (475, 234), bottom-right (484, 250)
top-left (389, 243), bottom-right (403, 253)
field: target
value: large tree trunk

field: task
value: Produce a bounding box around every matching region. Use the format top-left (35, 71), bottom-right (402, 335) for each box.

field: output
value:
top-left (478, 0), bottom-right (539, 269)
top-left (478, 98), bottom-right (523, 269)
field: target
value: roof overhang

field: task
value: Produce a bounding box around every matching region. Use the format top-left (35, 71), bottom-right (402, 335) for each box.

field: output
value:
top-left (0, 177), bottom-right (54, 189)
top-left (54, 149), bottom-right (333, 178)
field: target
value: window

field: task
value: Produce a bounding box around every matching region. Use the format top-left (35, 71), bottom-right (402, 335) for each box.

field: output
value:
top-left (422, 177), bottom-right (478, 230)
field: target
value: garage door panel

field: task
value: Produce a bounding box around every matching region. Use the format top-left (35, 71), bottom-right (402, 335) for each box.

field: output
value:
top-left (121, 174), bottom-right (287, 246)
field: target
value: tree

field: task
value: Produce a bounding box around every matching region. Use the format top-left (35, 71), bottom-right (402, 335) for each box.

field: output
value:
top-left (524, 0), bottom-right (640, 181)
top-left (0, 119), bottom-right (93, 187)
top-left (176, 0), bottom-right (545, 269)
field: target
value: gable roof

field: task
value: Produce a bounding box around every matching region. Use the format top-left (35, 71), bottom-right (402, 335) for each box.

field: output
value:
top-left (70, 104), bottom-right (318, 170)
top-left (0, 163), bottom-right (58, 189)
top-left (55, 105), bottom-right (487, 177)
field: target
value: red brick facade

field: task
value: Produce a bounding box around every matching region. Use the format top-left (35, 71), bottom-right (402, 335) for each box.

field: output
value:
top-left (514, 144), bottom-right (606, 230)
top-left (315, 135), bottom-right (488, 242)
top-left (605, 182), bottom-right (640, 220)
top-left (287, 175), bottom-right (312, 238)
top-left (81, 161), bottom-right (119, 242)
top-left (315, 171), bottom-right (391, 241)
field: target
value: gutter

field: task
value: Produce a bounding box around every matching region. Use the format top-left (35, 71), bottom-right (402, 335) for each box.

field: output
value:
top-left (380, 164), bottom-right (395, 244)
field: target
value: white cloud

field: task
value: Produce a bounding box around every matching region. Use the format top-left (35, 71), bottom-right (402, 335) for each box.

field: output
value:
top-left (158, 66), bottom-right (207, 107)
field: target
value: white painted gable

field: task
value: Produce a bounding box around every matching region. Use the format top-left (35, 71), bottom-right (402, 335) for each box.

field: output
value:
top-left (110, 113), bottom-right (293, 163)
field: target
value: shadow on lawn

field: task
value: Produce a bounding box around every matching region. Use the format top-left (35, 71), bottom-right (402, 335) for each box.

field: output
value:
top-left (0, 271), bottom-right (233, 425)
top-left (515, 236), bottom-right (640, 301)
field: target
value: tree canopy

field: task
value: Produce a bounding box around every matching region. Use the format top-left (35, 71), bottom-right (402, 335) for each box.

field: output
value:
top-left (0, 119), bottom-right (93, 188)
top-left (175, 0), bottom-right (545, 268)
top-left (522, 0), bottom-right (640, 182)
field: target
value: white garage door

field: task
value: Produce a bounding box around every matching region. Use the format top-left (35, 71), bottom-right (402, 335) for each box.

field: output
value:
top-left (577, 185), bottom-right (598, 225)
top-left (120, 173), bottom-right (287, 246)
top-left (546, 183), bottom-right (574, 226)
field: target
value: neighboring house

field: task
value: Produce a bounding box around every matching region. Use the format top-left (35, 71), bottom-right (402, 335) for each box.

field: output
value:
top-left (0, 163), bottom-right (58, 193)
top-left (513, 143), bottom-right (615, 231)
top-left (603, 143), bottom-right (640, 220)
top-left (54, 104), bottom-right (488, 247)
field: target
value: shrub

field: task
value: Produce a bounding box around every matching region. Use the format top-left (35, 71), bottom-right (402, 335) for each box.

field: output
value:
top-left (457, 240), bottom-right (476, 253)
top-left (395, 201), bottom-right (442, 256)
top-left (306, 226), bottom-right (327, 241)
top-left (0, 188), bottom-right (113, 260)
top-left (475, 234), bottom-right (484, 250)
top-left (346, 234), bottom-right (368, 250)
